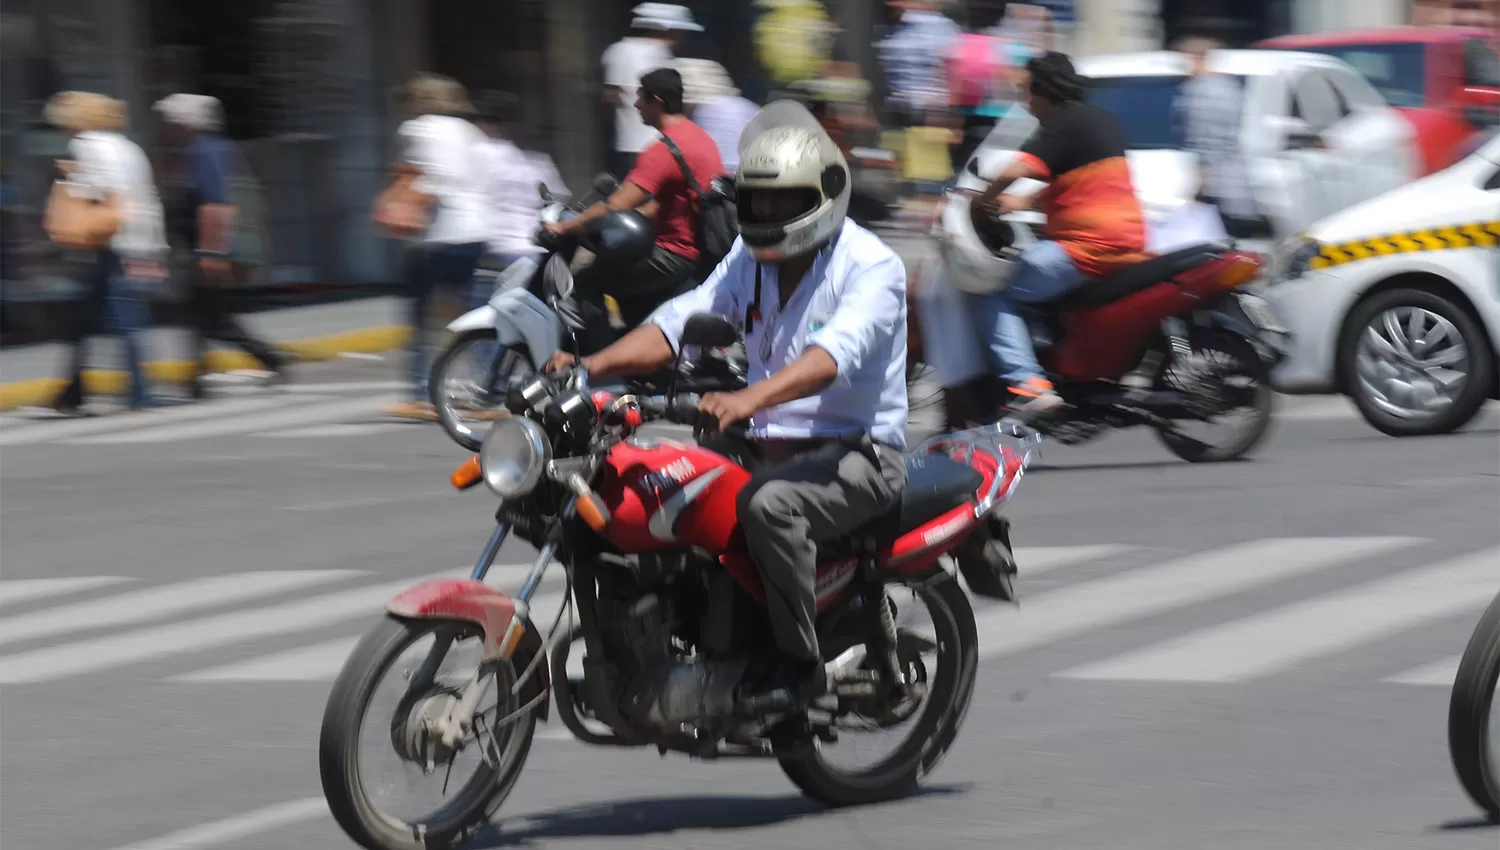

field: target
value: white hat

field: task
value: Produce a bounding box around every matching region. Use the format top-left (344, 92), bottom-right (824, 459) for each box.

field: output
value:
top-left (153, 93), bottom-right (224, 132)
top-left (677, 58), bottom-right (739, 105)
top-left (631, 3), bottom-right (704, 32)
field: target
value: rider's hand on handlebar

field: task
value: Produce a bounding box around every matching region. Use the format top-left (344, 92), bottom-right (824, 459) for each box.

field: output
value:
top-left (697, 390), bottom-right (759, 434)
top-left (545, 351), bottom-right (576, 376)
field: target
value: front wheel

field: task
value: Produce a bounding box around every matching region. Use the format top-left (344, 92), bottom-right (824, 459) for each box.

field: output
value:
top-left (1153, 327), bottom-right (1275, 463)
top-left (431, 329), bottom-right (534, 452)
top-left (319, 615), bottom-right (536, 850)
top-left (780, 568), bottom-right (978, 806)
top-left (1340, 287), bottom-right (1495, 437)
top-left (1449, 591), bottom-right (1500, 822)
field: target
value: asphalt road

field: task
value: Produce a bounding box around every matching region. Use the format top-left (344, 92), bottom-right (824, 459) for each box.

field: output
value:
top-left (2, 358), bottom-right (1498, 850)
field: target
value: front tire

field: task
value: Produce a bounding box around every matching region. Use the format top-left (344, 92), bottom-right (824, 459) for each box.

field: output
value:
top-left (1154, 327), bottom-right (1275, 463)
top-left (1449, 591), bottom-right (1500, 822)
top-left (319, 615), bottom-right (536, 850)
top-left (431, 330), bottom-right (534, 452)
top-left (780, 569), bottom-right (978, 806)
top-left (1340, 287), bottom-right (1495, 437)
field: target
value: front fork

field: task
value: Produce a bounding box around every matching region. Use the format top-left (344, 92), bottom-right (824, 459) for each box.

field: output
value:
top-left (436, 522), bottom-right (556, 750)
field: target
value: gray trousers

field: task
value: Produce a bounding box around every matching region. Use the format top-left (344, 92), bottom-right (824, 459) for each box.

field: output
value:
top-left (733, 437), bottom-right (908, 663)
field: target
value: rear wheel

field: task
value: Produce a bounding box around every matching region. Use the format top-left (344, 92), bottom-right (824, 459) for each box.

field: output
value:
top-left (1153, 327), bottom-right (1274, 463)
top-left (431, 330), bottom-right (533, 452)
top-left (1449, 591), bottom-right (1500, 822)
top-left (780, 568), bottom-right (978, 806)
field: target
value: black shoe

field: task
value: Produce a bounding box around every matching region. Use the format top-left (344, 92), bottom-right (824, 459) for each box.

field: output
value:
top-left (737, 656), bottom-right (827, 717)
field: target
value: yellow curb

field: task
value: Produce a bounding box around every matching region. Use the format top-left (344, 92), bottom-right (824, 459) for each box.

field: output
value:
top-left (0, 325), bottom-right (411, 411)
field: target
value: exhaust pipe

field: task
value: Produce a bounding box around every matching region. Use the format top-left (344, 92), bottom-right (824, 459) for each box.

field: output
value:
top-left (1088, 388), bottom-right (1202, 419)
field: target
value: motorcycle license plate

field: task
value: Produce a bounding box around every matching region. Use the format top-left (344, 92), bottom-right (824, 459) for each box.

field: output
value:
top-left (1236, 293), bottom-right (1287, 334)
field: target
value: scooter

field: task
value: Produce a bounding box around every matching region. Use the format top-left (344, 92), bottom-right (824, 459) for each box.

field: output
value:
top-left (431, 175), bottom-right (746, 452)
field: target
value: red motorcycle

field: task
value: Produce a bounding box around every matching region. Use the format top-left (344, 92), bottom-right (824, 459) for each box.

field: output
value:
top-left (918, 213), bottom-right (1288, 462)
top-left (318, 313), bottom-right (1041, 850)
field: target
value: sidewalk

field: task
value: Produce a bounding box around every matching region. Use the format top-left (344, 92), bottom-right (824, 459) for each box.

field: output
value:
top-left (0, 297), bottom-right (407, 410)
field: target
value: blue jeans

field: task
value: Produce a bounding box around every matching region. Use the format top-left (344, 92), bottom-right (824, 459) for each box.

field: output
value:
top-left (964, 240), bottom-right (1087, 385)
top-left (404, 241), bottom-right (485, 401)
top-left (58, 251), bottom-right (154, 409)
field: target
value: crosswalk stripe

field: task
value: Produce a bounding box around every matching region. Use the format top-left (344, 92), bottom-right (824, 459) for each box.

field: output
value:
top-left (0, 569), bottom-right (460, 684)
top-left (0, 570), bottom-right (356, 647)
top-left (0, 397), bottom-right (291, 447)
top-left (256, 423), bottom-right (412, 438)
top-left (1014, 545), bottom-right (1135, 577)
top-left (168, 589), bottom-right (573, 682)
top-left (1384, 655), bottom-right (1462, 686)
top-left (168, 637), bottom-right (359, 682)
top-left (67, 394), bottom-right (400, 444)
top-left (973, 536), bottom-right (1420, 662)
top-left (1059, 546), bottom-right (1499, 683)
top-left (0, 576), bottom-right (134, 607)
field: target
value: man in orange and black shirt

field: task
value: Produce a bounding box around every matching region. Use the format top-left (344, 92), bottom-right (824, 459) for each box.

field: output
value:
top-left (973, 51), bottom-right (1150, 413)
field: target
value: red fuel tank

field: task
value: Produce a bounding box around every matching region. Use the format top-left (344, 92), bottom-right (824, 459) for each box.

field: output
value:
top-left (595, 435), bottom-right (752, 555)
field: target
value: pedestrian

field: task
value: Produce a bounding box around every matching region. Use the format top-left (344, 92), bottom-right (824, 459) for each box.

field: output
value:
top-left (677, 58), bottom-right (758, 171)
top-left (43, 91), bottom-right (166, 414)
top-left (469, 91), bottom-right (569, 302)
top-left (877, 0), bottom-right (961, 193)
top-left (1171, 37), bottom-right (1269, 239)
top-left (153, 93), bottom-right (287, 399)
top-left (601, 3), bottom-right (702, 179)
top-left (376, 73), bottom-right (491, 420)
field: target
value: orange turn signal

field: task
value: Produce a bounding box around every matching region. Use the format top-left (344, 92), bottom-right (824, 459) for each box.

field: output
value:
top-left (1218, 255), bottom-right (1261, 290)
top-left (450, 456), bottom-right (482, 490)
top-left (574, 492), bottom-right (612, 532)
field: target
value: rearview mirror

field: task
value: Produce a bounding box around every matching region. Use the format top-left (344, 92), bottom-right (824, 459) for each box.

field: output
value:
top-left (538, 182), bottom-right (552, 202)
top-left (681, 313), bottom-right (739, 349)
top-left (592, 172), bottom-right (620, 196)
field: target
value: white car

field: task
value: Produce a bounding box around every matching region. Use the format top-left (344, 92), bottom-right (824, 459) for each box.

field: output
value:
top-left (1264, 129), bottom-right (1499, 436)
top-left (961, 49), bottom-right (1421, 246)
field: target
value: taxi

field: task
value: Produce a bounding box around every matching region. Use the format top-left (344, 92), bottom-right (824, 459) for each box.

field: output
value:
top-left (1264, 129), bottom-right (1500, 435)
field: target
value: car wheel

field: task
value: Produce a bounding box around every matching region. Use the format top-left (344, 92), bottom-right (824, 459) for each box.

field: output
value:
top-left (1339, 287), bottom-right (1495, 437)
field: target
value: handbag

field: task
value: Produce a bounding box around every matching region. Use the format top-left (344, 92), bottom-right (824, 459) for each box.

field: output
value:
top-left (372, 164), bottom-right (434, 239)
top-left (43, 178), bottom-right (121, 251)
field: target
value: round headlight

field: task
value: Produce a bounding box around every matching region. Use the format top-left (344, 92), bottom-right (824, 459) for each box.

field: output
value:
top-left (479, 417), bottom-right (550, 498)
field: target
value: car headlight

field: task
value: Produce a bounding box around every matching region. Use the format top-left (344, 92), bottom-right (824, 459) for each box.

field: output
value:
top-left (479, 417), bottom-right (550, 498)
top-left (1272, 236), bottom-right (1323, 283)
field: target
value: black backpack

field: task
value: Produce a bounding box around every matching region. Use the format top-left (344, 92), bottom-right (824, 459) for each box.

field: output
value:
top-left (659, 135), bottom-right (739, 269)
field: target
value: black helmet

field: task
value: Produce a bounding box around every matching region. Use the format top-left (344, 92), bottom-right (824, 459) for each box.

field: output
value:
top-left (581, 209), bottom-right (654, 268)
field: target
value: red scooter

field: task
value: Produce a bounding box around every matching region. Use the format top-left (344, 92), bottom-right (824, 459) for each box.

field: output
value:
top-left (916, 209), bottom-right (1288, 462)
top-left (318, 313), bottom-right (1039, 850)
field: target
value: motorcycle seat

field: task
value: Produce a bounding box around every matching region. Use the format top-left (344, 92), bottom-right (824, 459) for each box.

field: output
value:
top-left (1055, 241), bottom-right (1230, 310)
top-left (821, 453), bottom-right (983, 557)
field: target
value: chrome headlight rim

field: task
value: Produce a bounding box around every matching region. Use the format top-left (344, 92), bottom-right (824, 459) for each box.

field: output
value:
top-left (479, 416), bottom-right (551, 499)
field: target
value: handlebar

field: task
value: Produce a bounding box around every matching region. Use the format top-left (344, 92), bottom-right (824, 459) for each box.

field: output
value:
top-left (634, 393), bottom-right (748, 438)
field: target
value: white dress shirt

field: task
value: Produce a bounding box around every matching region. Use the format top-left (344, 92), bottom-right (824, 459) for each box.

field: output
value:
top-left (649, 219), bottom-right (910, 450)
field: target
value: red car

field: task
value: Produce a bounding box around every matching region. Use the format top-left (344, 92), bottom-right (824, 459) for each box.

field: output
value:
top-left (1255, 27), bottom-right (1500, 174)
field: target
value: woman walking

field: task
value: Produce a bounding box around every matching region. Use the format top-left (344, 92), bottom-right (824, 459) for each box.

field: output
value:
top-left (44, 91), bottom-right (166, 414)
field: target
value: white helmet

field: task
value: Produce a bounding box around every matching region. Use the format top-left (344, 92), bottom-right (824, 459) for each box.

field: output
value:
top-left (734, 100), bottom-right (850, 262)
top-left (938, 192), bottom-right (1036, 295)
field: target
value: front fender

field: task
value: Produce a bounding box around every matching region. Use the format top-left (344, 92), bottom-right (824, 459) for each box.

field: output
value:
top-left (387, 578), bottom-right (551, 721)
top-left (447, 305), bottom-right (498, 335)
